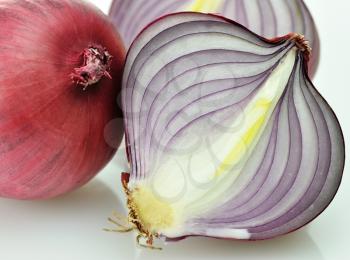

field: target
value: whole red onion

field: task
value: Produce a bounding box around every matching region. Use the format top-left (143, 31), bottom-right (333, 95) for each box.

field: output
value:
top-left (0, 0), bottom-right (125, 199)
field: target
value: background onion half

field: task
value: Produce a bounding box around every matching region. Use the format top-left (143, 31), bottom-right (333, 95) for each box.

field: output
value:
top-left (109, 0), bottom-right (320, 76)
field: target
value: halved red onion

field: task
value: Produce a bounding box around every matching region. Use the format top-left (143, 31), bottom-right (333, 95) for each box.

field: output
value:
top-left (118, 13), bottom-right (344, 245)
top-left (109, 0), bottom-right (319, 76)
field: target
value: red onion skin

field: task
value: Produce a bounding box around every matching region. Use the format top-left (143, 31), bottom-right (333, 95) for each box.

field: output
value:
top-left (0, 0), bottom-right (125, 200)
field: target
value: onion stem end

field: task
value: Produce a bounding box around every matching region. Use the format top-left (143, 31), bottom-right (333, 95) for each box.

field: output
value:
top-left (71, 45), bottom-right (112, 90)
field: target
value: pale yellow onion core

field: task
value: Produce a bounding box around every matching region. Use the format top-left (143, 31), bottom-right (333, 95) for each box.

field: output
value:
top-left (131, 187), bottom-right (174, 233)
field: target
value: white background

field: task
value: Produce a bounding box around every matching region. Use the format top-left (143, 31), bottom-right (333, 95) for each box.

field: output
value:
top-left (0, 0), bottom-right (349, 260)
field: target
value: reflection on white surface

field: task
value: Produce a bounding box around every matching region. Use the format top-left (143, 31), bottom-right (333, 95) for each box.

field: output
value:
top-left (0, 163), bottom-right (323, 260)
top-left (141, 230), bottom-right (323, 260)
top-left (0, 177), bottom-right (135, 260)
top-left (1, 0), bottom-right (349, 260)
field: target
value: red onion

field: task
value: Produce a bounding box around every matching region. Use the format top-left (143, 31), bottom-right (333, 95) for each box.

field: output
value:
top-left (109, 0), bottom-right (319, 77)
top-left (0, 0), bottom-right (125, 200)
top-left (114, 13), bottom-right (344, 247)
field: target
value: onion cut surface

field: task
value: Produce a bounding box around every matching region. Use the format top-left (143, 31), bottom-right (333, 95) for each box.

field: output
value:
top-left (120, 13), bottom-right (344, 244)
top-left (110, 0), bottom-right (319, 76)
top-left (0, 0), bottom-right (125, 199)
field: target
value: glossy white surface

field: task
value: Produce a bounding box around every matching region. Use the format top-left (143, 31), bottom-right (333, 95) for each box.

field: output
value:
top-left (0, 1), bottom-right (349, 259)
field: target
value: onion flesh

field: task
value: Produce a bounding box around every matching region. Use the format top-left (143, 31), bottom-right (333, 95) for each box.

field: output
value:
top-left (119, 13), bottom-right (344, 245)
top-left (0, 0), bottom-right (125, 199)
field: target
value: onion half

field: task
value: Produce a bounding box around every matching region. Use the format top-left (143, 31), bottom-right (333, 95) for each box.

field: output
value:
top-left (119, 13), bottom-right (344, 245)
top-left (0, 0), bottom-right (125, 199)
top-left (109, 0), bottom-right (320, 76)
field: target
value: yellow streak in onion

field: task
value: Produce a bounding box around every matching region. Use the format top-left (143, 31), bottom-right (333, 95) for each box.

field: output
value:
top-left (185, 0), bottom-right (224, 13)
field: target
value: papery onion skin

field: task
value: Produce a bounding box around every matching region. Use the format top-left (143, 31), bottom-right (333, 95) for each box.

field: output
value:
top-left (0, 0), bottom-right (125, 200)
top-left (109, 0), bottom-right (319, 77)
top-left (120, 12), bottom-right (344, 244)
